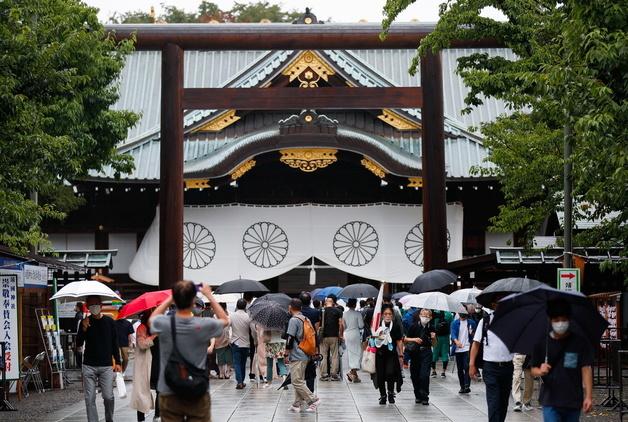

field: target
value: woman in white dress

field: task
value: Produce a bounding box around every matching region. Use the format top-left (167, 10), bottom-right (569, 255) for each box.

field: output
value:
top-left (343, 298), bottom-right (365, 382)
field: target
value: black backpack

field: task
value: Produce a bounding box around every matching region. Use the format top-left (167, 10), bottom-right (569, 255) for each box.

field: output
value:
top-left (475, 313), bottom-right (491, 369)
top-left (164, 314), bottom-right (209, 398)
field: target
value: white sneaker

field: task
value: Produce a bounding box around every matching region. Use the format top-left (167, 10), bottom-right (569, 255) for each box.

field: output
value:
top-left (304, 398), bottom-right (320, 412)
top-left (289, 405), bottom-right (301, 413)
top-left (522, 403), bottom-right (534, 411)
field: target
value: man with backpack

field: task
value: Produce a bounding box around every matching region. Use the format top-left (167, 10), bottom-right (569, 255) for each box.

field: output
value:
top-left (285, 298), bottom-right (320, 413)
top-left (150, 281), bottom-right (229, 422)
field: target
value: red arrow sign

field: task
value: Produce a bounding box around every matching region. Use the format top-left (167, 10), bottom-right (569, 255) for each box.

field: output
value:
top-left (560, 272), bottom-right (576, 279)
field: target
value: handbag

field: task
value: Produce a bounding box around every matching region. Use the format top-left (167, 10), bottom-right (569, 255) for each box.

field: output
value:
top-left (115, 372), bottom-right (127, 398)
top-left (361, 338), bottom-right (377, 374)
top-left (164, 314), bottom-right (209, 398)
top-left (405, 341), bottom-right (419, 354)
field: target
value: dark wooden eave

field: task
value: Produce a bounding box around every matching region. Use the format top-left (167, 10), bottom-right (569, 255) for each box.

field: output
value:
top-left (105, 23), bottom-right (502, 51)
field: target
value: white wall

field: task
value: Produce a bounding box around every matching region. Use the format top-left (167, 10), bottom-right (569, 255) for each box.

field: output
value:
top-left (48, 233), bottom-right (95, 250)
top-left (485, 232), bottom-right (513, 254)
top-left (109, 233), bottom-right (137, 274)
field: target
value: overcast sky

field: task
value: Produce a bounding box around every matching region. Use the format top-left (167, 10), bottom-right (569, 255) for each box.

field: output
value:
top-left (84, 0), bottom-right (505, 23)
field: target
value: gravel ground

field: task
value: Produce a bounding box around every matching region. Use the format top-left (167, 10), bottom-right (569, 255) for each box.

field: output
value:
top-left (0, 381), bottom-right (84, 421)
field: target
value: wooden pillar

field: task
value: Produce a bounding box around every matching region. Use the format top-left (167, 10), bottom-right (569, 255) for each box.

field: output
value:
top-left (159, 43), bottom-right (184, 290)
top-left (420, 51), bottom-right (448, 270)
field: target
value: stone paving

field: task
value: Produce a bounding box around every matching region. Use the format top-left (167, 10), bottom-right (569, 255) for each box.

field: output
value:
top-left (47, 362), bottom-right (546, 422)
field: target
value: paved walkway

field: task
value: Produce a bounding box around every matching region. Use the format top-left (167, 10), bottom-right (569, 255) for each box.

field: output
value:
top-left (49, 363), bottom-right (544, 422)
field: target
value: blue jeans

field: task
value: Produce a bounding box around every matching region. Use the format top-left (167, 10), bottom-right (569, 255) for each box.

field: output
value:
top-left (231, 344), bottom-right (250, 384)
top-left (410, 348), bottom-right (432, 401)
top-left (483, 361), bottom-right (513, 422)
top-left (543, 406), bottom-right (581, 422)
top-left (455, 351), bottom-right (470, 389)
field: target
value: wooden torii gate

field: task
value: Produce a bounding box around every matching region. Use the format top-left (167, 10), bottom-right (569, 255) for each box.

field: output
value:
top-left (107, 20), bottom-right (498, 289)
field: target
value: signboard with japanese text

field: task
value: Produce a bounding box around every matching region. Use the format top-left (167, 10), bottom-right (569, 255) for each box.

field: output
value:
top-left (557, 268), bottom-right (580, 292)
top-left (0, 275), bottom-right (19, 379)
top-left (23, 264), bottom-right (48, 288)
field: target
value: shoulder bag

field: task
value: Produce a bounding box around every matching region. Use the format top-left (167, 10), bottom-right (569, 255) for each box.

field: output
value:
top-left (164, 314), bottom-right (209, 398)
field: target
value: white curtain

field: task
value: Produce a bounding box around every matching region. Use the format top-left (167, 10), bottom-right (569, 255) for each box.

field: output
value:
top-left (129, 203), bottom-right (464, 286)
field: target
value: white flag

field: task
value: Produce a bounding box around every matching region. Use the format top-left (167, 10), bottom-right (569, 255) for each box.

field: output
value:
top-left (371, 282), bottom-right (385, 334)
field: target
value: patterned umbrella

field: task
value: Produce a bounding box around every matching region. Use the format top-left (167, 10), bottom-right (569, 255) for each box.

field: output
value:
top-left (256, 293), bottom-right (292, 308)
top-left (248, 300), bottom-right (290, 330)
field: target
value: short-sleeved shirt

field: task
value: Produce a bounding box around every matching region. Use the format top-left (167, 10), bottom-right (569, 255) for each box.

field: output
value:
top-left (286, 313), bottom-right (309, 361)
top-left (115, 319), bottom-right (134, 347)
top-left (229, 310), bottom-right (251, 348)
top-left (151, 315), bottom-right (223, 395)
top-left (455, 320), bottom-right (471, 352)
top-left (301, 306), bottom-right (320, 327)
top-left (473, 314), bottom-right (513, 362)
top-left (531, 332), bottom-right (594, 409)
top-left (321, 306), bottom-right (343, 338)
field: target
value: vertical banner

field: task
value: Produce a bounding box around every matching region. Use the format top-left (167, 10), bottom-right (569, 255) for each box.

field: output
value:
top-left (0, 275), bottom-right (18, 380)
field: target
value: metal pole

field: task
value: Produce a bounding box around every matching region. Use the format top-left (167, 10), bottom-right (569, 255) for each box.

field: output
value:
top-left (52, 275), bottom-right (59, 331)
top-left (563, 123), bottom-right (573, 268)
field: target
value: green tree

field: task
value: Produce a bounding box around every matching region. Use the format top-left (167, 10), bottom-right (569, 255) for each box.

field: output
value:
top-left (109, 10), bottom-right (154, 24)
top-left (162, 5), bottom-right (198, 23)
top-left (230, 1), bottom-right (300, 23)
top-left (0, 0), bottom-right (138, 253)
top-left (382, 1), bottom-right (627, 263)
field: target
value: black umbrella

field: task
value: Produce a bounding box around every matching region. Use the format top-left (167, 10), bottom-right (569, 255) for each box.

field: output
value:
top-left (214, 278), bottom-right (270, 294)
top-left (392, 291), bottom-right (410, 301)
top-left (490, 285), bottom-right (608, 357)
top-left (475, 277), bottom-right (543, 307)
top-left (248, 300), bottom-right (290, 330)
top-left (338, 283), bottom-right (379, 299)
top-left (409, 269), bottom-right (457, 294)
top-left (256, 293), bottom-right (291, 308)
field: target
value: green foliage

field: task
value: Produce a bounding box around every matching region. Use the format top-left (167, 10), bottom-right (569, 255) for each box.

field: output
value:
top-left (230, 1), bottom-right (301, 23)
top-left (381, 0), bottom-right (627, 268)
top-left (111, 1), bottom-right (299, 24)
top-left (0, 0), bottom-right (138, 253)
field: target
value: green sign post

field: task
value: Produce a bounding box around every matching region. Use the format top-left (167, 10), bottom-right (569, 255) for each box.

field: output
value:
top-left (557, 268), bottom-right (580, 292)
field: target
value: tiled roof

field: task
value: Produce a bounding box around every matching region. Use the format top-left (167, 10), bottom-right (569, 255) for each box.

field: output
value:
top-left (96, 46), bottom-right (510, 181)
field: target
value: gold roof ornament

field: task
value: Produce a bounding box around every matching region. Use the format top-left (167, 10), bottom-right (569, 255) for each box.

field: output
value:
top-left (185, 179), bottom-right (211, 189)
top-left (231, 160), bottom-right (256, 180)
top-left (360, 157), bottom-right (386, 178)
top-left (282, 51), bottom-right (336, 88)
top-left (408, 177), bottom-right (423, 188)
top-left (193, 109), bottom-right (240, 132)
top-left (378, 109), bottom-right (421, 131)
top-left (279, 148), bottom-right (337, 172)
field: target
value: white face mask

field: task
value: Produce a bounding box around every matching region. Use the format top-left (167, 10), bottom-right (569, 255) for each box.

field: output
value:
top-left (88, 304), bottom-right (101, 316)
top-left (420, 316), bottom-right (430, 325)
top-left (552, 321), bottom-right (569, 335)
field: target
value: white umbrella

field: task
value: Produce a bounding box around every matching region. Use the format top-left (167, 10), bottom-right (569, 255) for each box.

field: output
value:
top-left (50, 280), bottom-right (122, 303)
top-left (197, 292), bottom-right (241, 304)
top-left (400, 292), bottom-right (465, 313)
top-left (449, 287), bottom-right (483, 305)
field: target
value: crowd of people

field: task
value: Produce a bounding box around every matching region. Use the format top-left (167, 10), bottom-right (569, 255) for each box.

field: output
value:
top-left (74, 283), bottom-right (594, 422)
